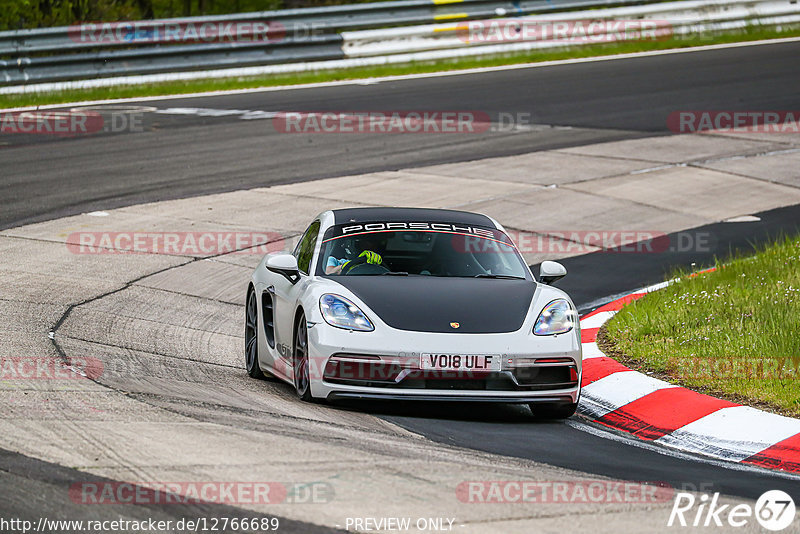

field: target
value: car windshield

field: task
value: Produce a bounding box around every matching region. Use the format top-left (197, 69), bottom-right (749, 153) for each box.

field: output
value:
top-left (317, 222), bottom-right (530, 279)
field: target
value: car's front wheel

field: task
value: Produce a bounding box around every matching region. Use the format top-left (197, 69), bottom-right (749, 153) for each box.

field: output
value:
top-left (293, 312), bottom-right (313, 401)
top-left (529, 402), bottom-right (578, 420)
top-left (245, 288), bottom-right (265, 379)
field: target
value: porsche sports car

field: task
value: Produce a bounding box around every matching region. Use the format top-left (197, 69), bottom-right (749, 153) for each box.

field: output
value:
top-left (245, 207), bottom-right (582, 418)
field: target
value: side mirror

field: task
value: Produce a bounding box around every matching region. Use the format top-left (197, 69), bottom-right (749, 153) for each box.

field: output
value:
top-left (266, 253), bottom-right (300, 284)
top-left (539, 261), bottom-right (567, 285)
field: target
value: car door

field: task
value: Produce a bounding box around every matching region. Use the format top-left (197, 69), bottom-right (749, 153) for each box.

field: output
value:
top-left (273, 220), bottom-right (320, 369)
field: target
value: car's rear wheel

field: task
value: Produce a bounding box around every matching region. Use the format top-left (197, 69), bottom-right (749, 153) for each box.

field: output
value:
top-left (245, 288), bottom-right (265, 379)
top-left (529, 402), bottom-right (578, 420)
top-left (293, 312), bottom-right (313, 401)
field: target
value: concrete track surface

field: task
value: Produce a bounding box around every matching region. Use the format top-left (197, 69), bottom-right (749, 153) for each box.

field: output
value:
top-left (1, 40), bottom-right (800, 533)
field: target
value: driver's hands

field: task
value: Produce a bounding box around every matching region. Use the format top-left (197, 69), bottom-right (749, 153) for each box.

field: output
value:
top-left (359, 250), bottom-right (382, 264)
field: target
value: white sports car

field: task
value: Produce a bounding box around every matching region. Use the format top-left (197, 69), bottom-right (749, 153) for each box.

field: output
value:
top-left (245, 207), bottom-right (582, 418)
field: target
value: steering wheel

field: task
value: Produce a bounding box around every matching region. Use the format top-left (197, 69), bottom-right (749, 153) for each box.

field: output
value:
top-left (347, 263), bottom-right (390, 275)
top-left (342, 255), bottom-right (389, 275)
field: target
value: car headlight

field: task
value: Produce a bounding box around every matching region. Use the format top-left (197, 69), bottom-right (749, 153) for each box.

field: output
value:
top-left (319, 294), bottom-right (374, 331)
top-left (533, 299), bottom-right (576, 335)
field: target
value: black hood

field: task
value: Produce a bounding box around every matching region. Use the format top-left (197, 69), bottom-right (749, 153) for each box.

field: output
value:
top-left (329, 276), bottom-right (535, 333)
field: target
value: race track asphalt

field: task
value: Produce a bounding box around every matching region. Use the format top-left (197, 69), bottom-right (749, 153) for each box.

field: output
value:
top-left (2, 40), bottom-right (800, 229)
top-left (2, 40), bottom-right (800, 525)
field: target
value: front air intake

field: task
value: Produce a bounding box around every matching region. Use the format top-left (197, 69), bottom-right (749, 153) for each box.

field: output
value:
top-left (261, 292), bottom-right (275, 348)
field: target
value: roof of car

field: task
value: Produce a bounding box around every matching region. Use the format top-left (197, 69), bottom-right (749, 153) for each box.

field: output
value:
top-left (331, 207), bottom-right (495, 227)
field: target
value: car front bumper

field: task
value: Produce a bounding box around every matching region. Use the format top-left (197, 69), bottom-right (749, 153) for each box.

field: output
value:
top-left (306, 321), bottom-right (582, 403)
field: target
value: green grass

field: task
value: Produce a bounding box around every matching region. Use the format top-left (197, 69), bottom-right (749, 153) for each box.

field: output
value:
top-left (603, 235), bottom-right (800, 417)
top-left (2, 25), bottom-right (799, 109)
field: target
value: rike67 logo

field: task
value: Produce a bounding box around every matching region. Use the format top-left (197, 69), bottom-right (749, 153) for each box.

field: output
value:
top-left (668, 490), bottom-right (796, 531)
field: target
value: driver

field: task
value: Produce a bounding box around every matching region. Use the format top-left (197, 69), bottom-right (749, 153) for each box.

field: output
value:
top-left (325, 235), bottom-right (383, 275)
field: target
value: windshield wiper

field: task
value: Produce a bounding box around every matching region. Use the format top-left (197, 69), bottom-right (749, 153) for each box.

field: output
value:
top-left (473, 274), bottom-right (525, 280)
top-left (381, 271), bottom-right (409, 276)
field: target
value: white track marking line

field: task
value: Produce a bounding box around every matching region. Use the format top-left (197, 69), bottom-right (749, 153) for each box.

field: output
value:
top-left (581, 342), bottom-right (605, 360)
top-left (566, 419), bottom-right (800, 481)
top-left (654, 406), bottom-right (800, 462)
top-left (580, 371), bottom-right (677, 419)
top-left (579, 310), bottom-right (618, 329)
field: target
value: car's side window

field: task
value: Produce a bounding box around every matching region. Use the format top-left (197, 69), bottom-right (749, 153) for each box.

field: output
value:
top-left (294, 220), bottom-right (320, 275)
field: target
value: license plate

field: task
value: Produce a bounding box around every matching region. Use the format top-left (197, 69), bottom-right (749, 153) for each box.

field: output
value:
top-left (420, 354), bottom-right (501, 371)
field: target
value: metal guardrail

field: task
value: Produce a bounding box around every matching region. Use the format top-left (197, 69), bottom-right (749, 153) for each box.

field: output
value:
top-left (0, 0), bottom-right (797, 90)
top-left (0, 0), bottom-right (635, 55)
top-left (0, 0), bottom-right (662, 85)
top-left (341, 0), bottom-right (800, 56)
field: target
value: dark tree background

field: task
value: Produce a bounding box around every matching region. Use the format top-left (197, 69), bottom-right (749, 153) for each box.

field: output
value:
top-left (0, 0), bottom-right (381, 31)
